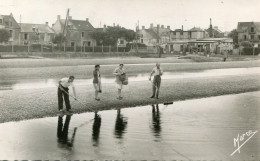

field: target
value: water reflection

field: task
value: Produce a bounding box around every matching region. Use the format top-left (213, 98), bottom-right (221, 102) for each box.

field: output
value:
top-left (114, 108), bottom-right (128, 139)
top-left (92, 112), bottom-right (102, 146)
top-left (57, 114), bottom-right (77, 147)
top-left (151, 104), bottom-right (161, 138)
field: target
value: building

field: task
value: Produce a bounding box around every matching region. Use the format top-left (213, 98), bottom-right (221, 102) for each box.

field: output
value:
top-left (0, 13), bottom-right (21, 44)
top-left (19, 22), bottom-right (55, 45)
top-left (166, 26), bottom-right (208, 53)
top-left (170, 26), bottom-right (208, 41)
top-left (206, 18), bottom-right (224, 38)
top-left (52, 15), bottom-right (96, 47)
top-left (136, 24), bottom-right (172, 46)
top-left (192, 38), bottom-right (233, 54)
top-left (137, 26), bottom-right (160, 46)
top-left (237, 22), bottom-right (260, 46)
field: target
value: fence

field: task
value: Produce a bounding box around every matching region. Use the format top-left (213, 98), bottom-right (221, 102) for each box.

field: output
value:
top-left (0, 44), bottom-right (131, 53)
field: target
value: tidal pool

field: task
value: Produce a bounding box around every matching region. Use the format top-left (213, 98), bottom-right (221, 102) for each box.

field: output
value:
top-left (0, 91), bottom-right (259, 160)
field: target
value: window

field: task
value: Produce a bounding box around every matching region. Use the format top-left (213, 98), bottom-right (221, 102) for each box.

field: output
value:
top-left (71, 42), bottom-right (75, 47)
top-left (81, 32), bottom-right (84, 37)
top-left (180, 32), bottom-right (183, 35)
top-left (24, 33), bottom-right (28, 40)
top-left (244, 35), bottom-right (247, 40)
top-left (120, 40), bottom-right (124, 44)
top-left (189, 31), bottom-right (192, 38)
top-left (0, 19), bottom-right (2, 24)
top-left (141, 39), bottom-right (143, 43)
top-left (251, 27), bottom-right (254, 33)
top-left (251, 35), bottom-right (254, 40)
top-left (9, 30), bottom-right (13, 37)
top-left (87, 41), bottom-right (91, 46)
top-left (258, 35), bottom-right (260, 40)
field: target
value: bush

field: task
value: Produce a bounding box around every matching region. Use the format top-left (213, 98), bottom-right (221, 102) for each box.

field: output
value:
top-left (242, 47), bottom-right (260, 55)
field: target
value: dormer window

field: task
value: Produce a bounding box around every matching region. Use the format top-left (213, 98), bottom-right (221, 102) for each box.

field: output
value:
top-left (251, 27), bottom-right (254, 33)
top-left (82, 32), bottom-right (84, 37)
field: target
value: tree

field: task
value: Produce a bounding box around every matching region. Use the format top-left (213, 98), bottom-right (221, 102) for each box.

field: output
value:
top-left (228, 29), bottom-right (238, 45)
top-left (0, 29), bottom-right (11, 43)
top-left (52, 33), bottom-right (66, 44)
top-left (90, 26), bottom-right (136, 46)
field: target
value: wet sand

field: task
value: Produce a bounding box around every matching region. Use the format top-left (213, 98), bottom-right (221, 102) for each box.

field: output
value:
top-left (0, 74), bottom-right (260, 123)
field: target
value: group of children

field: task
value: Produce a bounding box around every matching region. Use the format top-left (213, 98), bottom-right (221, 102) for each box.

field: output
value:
top-left (57, 63), bottom-right (163, 113)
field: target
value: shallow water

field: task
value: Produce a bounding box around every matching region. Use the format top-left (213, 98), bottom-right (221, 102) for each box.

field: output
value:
top-left (1, 67), bottom-right (260, 90)
top-left (0, 92), bottom-right (259, 159)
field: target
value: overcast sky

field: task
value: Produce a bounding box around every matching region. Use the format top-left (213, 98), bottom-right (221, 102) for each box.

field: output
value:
top-left (0, 0), bottom-right (259, 32)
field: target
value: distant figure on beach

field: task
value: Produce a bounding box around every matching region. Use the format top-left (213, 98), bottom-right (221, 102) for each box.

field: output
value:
top-left (113, 64), bottom-right (126, 100)
top-left (58, 76), bottom-right (77, 112)
top-left (93, 64), bottom-right (102, 101)
top-left (149, 63), bottom-right (163, 99)
top-left (223, 50), bottom-right (228, 62)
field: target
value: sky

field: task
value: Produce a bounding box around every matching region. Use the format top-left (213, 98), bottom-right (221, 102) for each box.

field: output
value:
top-left (0, 0), bottom-right (259, 32)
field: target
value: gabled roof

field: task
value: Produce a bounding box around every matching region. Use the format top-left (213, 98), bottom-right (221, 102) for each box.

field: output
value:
top-left (189, 27), bottom-right (205, 32)
top-left (237, 22), bottom-right (260, 33)
top-left (0, 14), bottom-right (20, 28)
top-left (20, 23), bottom-right (55, 33)
top-left (213, 26), bottom-right (223, 33)
top-left (143, 29), bottom-right (160, 39)
top-left (60, 19), bottom-right (94, 31)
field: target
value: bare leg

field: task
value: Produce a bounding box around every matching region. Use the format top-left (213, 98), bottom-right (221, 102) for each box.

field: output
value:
top-left (95, 90), bottom-right (99, 99)
top-left (118, 89), bottom-right (122, 98)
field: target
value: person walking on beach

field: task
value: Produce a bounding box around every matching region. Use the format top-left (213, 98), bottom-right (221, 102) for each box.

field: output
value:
top-left (223, 50), bottom-right (228, 62)
top-left (93, 64), bottom-right (102, 101)
top-left (58, 76), bottom-right (77, 112)
top-left (113, 64), bottom-right (126, 100)
top-left (149, 63), bottom-right (163, 99)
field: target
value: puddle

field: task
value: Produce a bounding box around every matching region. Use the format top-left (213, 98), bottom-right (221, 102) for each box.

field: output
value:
top-left (1, 67), bottom-right (260, 90)
top-left (0, 92), bottom-right (259, 159)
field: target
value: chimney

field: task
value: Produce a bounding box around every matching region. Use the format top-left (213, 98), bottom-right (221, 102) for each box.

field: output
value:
top-left (161, 25), bottom-right (164, 29)
top-left (10, 13), bottom-right (13, 17)
top-left (45, 22), bottom-right (48, 25)
top-left (113, 23), bottom-right (115, 27)
top-left (182, 25), bottom-right (183, 31)
top-left (52, 24), bottom-right (54, 27)
top-left (150, 23), bottom-right (153, 29)
top-left (136, 25), bottom-right (139, 31)
top-left (142, 26), bottom-right (145, 29)
top-left (103, 24), bottom-right (106, 28)
top-left (57, 15), bottom-right (61, 20)
top-left (167, 26), bottom-right (170, 29)
top-left (68, 16), bottom-right (72, 20)
top-left (117, 24), bottom-right (119, 27)
top-left (86, 18), bottom-right (89, 22)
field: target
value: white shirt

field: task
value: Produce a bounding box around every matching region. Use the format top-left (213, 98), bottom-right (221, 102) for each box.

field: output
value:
top-left (152, 67), bottom-right (163, 76)
top-left (60, 78), bottom-right (75, 88)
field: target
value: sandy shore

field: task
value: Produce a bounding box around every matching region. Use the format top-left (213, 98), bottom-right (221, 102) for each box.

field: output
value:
top-left (1, 74), bottom-right (260, 123)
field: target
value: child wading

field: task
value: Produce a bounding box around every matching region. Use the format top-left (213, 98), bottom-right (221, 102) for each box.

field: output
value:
top-left (57, 76), bottom-right (77, 112)
top-left (93, 64), bottom-right (102, 101)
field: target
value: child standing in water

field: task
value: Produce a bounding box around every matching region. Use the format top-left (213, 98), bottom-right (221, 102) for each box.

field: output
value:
top-left (93, 65), bottom-right (102, 101)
